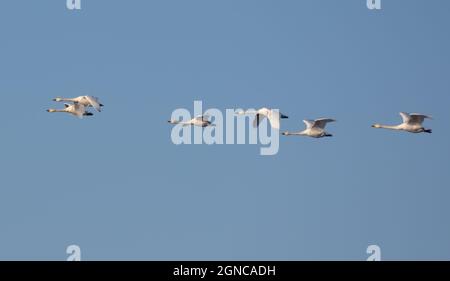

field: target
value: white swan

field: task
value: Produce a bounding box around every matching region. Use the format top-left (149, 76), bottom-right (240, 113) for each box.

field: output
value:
top-left (282, 118), bottom-right (336, 138)
top-left (47, 103), bottom-right (93, 119)
top-left (372, 112), bottom-right (432, 133)
top-left (168, 115), bottom-right (215, 127)
top-left (53, 96), bottom-right (103, 112)
top-left (236, 107), bottom-right (288, 130)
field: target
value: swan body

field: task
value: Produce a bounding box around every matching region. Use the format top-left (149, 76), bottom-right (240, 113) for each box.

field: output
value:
top-left (372, 112), bottom-right (432, 133)
top-left (47, 103), bottom-right (93, 119)
top-left (168, 115), bottom-right (215, 127)
top-left (282, 118), bottom-right (336, 138)
top-left (53, 96), bottom-right (103, 112)
top-left (236, 107), bottom-right (288, 130)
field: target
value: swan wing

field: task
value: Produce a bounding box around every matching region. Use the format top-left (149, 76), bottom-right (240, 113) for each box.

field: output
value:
top-left (312, 118), bottom-right (335, 129)
top-left (195, 114), bottom-right (210, 121)
top-left (84, 96), bottom-right (102, 112)
top-left (267, 110), bottom-right (281, 130)
top-left (73, 104), bottom-right (86, 118)
top-left (253, 113), bottom-right (267, 128)
top-left (303, 120), bottom-right (314, 129)
top-left (409, 113), bottom-right (432, 125)
top-left (399, 112), bottom-right (411, 124)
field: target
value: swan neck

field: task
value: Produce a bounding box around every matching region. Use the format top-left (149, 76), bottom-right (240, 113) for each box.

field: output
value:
top-left (379, 124), bottom-right (400, 130)
top-left (285, 131), bottom-right (306, 136)
top-left (58, 98), bottom-right (75, 102)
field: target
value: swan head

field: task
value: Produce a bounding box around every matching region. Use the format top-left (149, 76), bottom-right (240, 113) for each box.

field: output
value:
top-left (281, 131), bottom-right (289, 136)
top-left (47, 109), bottom-right (56, 113)
top-left (372, 124), bottom-right (382, 129)
top-left (53, 97), bottom-right (63, 102)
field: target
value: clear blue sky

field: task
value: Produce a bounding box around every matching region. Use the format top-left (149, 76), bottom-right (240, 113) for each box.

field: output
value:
top-left (0, 0), bottom-right (449, 260)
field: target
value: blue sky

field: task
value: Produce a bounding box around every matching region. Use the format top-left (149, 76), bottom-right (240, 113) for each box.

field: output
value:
top-left (0, 0), bottom-right (449, 260)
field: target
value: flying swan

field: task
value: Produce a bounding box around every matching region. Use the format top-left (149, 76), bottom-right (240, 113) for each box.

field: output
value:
top-left (47, 103), bottom-right (93, 119)
top-left (168, 115), bottom-right (215, 127)
top-left (236, 107), bottom-right (288, 130)
top-left (282, 118), bottom-right (336, 138)
top-left (372, 112), bottom-right (432, 133)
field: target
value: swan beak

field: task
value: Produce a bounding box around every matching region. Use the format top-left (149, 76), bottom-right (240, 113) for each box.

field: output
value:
top-left (100, 104), bottom-right (104, 107)
top-left (52, 98), bottom-right (57, 102)
top-left (281, 114), bottom-right (289, 119)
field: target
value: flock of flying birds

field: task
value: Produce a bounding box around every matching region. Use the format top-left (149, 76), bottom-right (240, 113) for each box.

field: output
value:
top-left (47, 95), bottom-right (104, 118)
top-left (167, 107), bottom-right (433, 138)
top-left (47, 96), bottom-right (433, 138)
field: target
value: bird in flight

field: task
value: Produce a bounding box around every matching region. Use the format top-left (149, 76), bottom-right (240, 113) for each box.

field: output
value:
top-left (168, 115), bottom-right (215, 127)
top-left (372, 112), bottom-right (432, 134)
top-left (47, 103), bottom-right (93, 119)
top-left (236, 107), bottom-right (288, 130)
top-left (282, 118), bottom-right (336, 138)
